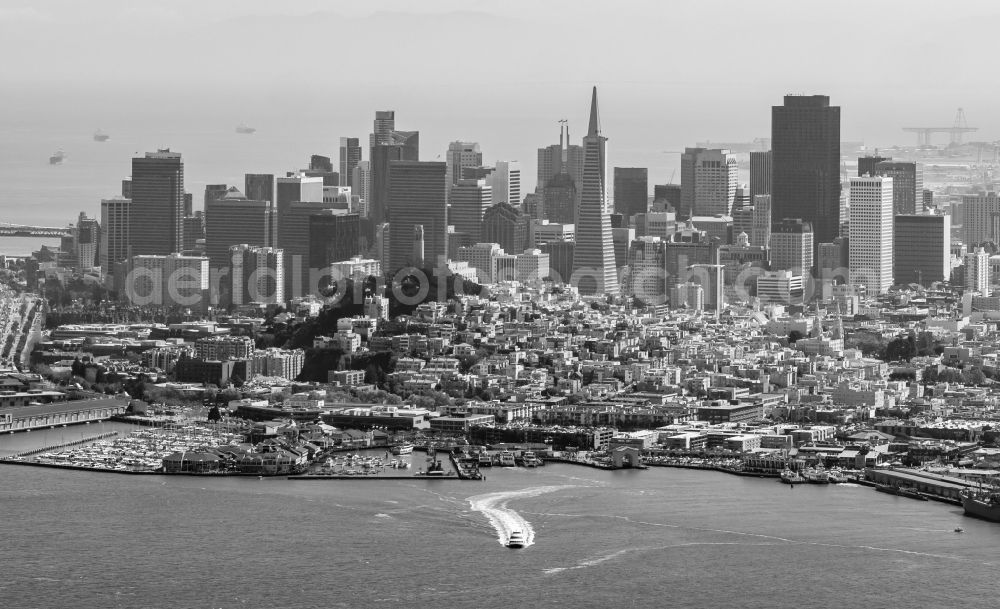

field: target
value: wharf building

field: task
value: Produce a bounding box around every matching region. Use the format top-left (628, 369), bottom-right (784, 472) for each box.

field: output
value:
top-left (129, 149), bottom-right (185, 257)
top-left (681, 148), bottom-right (738, 218)
top-left (230, 245), bottom-right (285, 307)
top-left (849, 176), bottom-right (894, 295)
top-left (771, 95), bottom-right (841, 250)
top-left (339, 138), bottom-right (362, 189)
top-left (893, 213), bottom-right (950, 286)
top-left (388, 161), bottom-right (448, 271)
top-left (571, 87), bottom-right (619, 297)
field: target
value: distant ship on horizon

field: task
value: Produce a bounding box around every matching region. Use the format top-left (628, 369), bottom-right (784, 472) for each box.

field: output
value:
top-left (93, 130), bottom-right (110, 142)
top-left (236, 123), bottom-right (257, 134)
top-left (49, 150), bottom-right (66, 165)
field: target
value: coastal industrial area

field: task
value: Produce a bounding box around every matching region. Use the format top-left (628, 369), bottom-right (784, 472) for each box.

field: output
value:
top-left (3, 93), bottom-right (1000, 529)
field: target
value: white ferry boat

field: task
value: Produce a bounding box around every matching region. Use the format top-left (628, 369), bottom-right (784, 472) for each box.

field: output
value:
top-left (391, 443), bottom-right (414, 455)
top-left (507, 530), bottom-right (525, 549)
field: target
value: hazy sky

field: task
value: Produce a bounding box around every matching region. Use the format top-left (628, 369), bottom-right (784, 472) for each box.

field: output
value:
top-left (3, 0), bottom-right (999, 192)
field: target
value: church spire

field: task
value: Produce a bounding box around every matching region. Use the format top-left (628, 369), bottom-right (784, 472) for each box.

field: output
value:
top-left (588, 86), bottom-right (601, 136)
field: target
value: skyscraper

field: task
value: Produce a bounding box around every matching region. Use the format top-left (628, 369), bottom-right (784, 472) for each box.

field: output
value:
top-left (100, 197), bottom-right (131, 273)
top-left (857, 154), bottom-right (891, 178)
top-left (749, 150), bottom-right (772, 201)
top-left (275, 173), bottom-right (324, 225)
top-left (614, 167), bottom-right (648, 218)
top-left (339, 137), bottom-right (362, 188)
top-left (849, 176), bottom-right (894, 295)
top-left (280, 200), bottom-right (333, 297)
top-left (537, 122), bottom-right (584, 201)
top-left (204, 187), bottom-right (275, 273)
top-left (770, 218), bottom-right (814, 275)
top-left (448, 179), bottom-right (492, 244)
top-left (371, 110), bottom-right (395, 147)
top-left (483, 202), bottom-right (528, 255)
top-left (244, 174), bottom-right (274, 204)
top-left (875, 161), bottom-right (923, 215)
top-left (370, 129), bottom-right (419, 226)
top-left (491, 160), bottom-right (521, 207)
top-left (129, 149), bottom-right (184, 256)
top-left (542, 173), bottom-right (577, 224)
top-left (446, 142), bottom-right (483, 186)
top-left (962, 192), bottom-right (1000, 247)
top-left (308, 211), bottom-right (361, 272)
top-left (894, 213), bottom-right (950, 286)
top-left (965, 247), bottom-right (990, 294)
top-left (230, 245), bottom-right (285, 307)
top-left (772, 95), bottom-right (841, 248)
top-left (571, 87), bottom-right (619, 297)
top-left (387, 161), bottom-right (447, 271)
top-left (681, 148), bottom-right (738, 218)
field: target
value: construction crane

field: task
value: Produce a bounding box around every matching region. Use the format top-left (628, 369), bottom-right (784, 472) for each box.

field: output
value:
top-left (902, 108), bottom-right (978, 147)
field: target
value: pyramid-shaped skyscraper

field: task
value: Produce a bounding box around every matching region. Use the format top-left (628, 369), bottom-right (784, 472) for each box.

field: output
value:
top-left (571, 87), bottom-right (619, 297)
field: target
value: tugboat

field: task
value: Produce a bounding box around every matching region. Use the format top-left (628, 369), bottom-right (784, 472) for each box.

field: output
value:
top-left (781, 468), bottom-right (805, 485)
top-left (49, 150), bottom-right (66, 165)
top-left (507, 530), bottom-right (525, 549)
top-left (236, 123), bottom-right (257, 134)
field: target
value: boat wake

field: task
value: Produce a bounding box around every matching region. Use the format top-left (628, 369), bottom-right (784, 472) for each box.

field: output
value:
top-left (467, 485), bottom-right (575, 547)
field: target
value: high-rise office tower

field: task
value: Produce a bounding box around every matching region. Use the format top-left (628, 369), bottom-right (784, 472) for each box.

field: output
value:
top-left (874, 161), bottom-right (923, 214)
top-left (772, 95), bottom-right (841, 248)
top-left (543, 173), bottom-right (577, 224)
top-left (245, 174), bottom-right (275, 204)
top-left (309, 155), bottom-right (334, 173)
top-left (121, 179), bottom-right (132, 199)
top-left (184, 193), bottom-right (193, 218)
top-left (412, 225), bottom-right (425, 269)
top-left (770, 218), bottom-right (814, 274)
top-left (537, 122), bottom-right (584, 201)
top-left (483, 202), bottom-right (529, 255)
top-left (449, 179), bottom-right (492, 244)
top-left (182, 213), bottom-right (205, 252)
top-left (664, 221), bottom-right (720, 309)
top-left (230, 245), bottom-right (285, 307)
top-left (75, 212), bottom-right (100, 271)
top-left (849, 176), bottom-right (894, 295)
top-left (127, 254), bottom-right (209, 311)
top-left (352, 161), bottom-right (371, 218)
top-left (371, 110), bottom-right (395, 147)
top-left (858, 154), bottom-right (891, 178)
top-left (308, 211), bottom-right (361, 272)
top-left (204, 187), bottom-right (275, 275)
top-left (681, 148), bottom-right (738, 217)
top-left (279, 200), bottom-right (333, 297)
top-left (965, 247), bottom-right (990, 294)
top-left (491, 160), bottom-right (521, 207)
top-left (652, 183), bottom-right (682, 212)
top-left (276, 172), bottom-right (324, 230)
top-left (204, 184), bottom-right (228, 208)
top-left (751, 195), bottom-right (772, 249)
top-left (339, 137), bottom-right (362, 188)
top-left (129, 149), bottom-right (184, 256)
top-left (749, 150), bottom-right (773, 201)
top-left (100, 197), bottom-right (131, 273)
top-left (370, 129), bottom-right (419, 227)
top-left (446, 142), bottom-right (483, 186)
top-left (894, 213), bottom-right (950, 286)
top-left (962, 192), bottom-right (1000, 247)
top-left (387, 161), bottom-right (447, 271)
top-left (571, 87), bottom-right (619, 297)
top-left (614, 167), bottom-right (648, 218)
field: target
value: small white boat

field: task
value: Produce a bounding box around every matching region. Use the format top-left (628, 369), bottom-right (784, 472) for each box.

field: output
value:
top-left (507, 530), bottom-right (525, 549)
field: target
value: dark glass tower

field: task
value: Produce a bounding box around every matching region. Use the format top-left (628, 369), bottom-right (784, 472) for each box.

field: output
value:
top-left (387, 161), bottom-right (447, 271)
top-left (613, 167), bottom-right (648, 218)
top-left (771, 95), bottom-right (841, 250)
top-left (129, 149), bottom-right (184, 256)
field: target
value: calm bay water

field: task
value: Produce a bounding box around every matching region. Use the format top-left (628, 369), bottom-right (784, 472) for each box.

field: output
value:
top-left (0, 444), bottom-right (996, 609)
